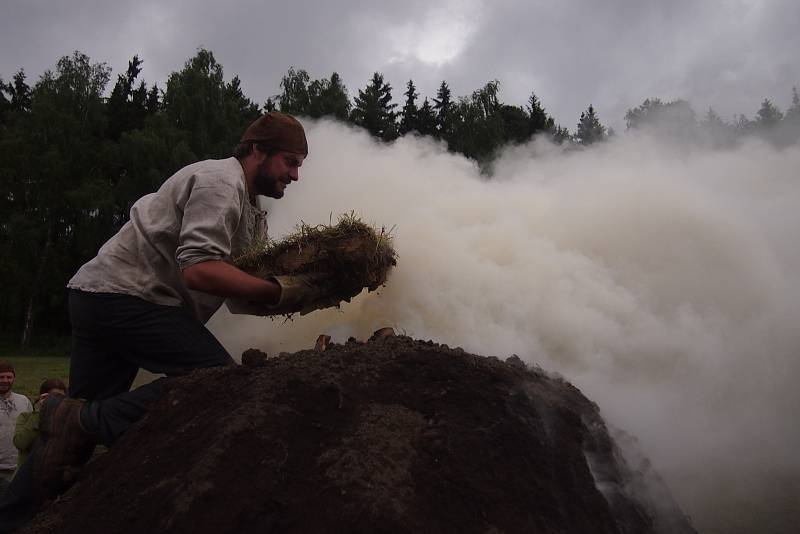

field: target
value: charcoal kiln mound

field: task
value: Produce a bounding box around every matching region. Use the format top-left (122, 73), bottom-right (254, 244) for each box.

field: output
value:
top-left (24, 335), bottom-right (696, 534)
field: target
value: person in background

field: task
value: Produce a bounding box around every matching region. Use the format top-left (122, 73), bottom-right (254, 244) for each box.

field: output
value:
top-left (12, 379), bottom-right (67, 473)
top-left (0, 363), bottom-right (32, 496)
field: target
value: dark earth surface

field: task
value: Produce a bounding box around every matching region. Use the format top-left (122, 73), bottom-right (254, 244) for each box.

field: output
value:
top-left (23, 334), bottom-right (696, 534)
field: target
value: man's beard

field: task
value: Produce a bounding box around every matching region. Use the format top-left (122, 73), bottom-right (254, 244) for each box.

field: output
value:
top-left (254, 161), bottom-right (284, 199)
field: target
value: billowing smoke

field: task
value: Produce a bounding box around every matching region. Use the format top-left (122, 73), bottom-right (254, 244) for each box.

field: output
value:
top-left (208, 120), bottom-right (800, 533)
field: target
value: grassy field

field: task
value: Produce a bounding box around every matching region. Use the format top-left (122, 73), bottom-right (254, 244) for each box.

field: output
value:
top-left (0, 337), bottom-right (71, 402)
top-left (2, 356), bottom-right (70, 402)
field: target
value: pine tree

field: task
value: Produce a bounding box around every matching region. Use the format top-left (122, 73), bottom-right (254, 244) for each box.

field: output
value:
top-left (350, 72), bottom-right (397, 141)
top-left (433, 81), bottom-right (453, 139)
top-left (700, 107), bottom-right (733, 147)
top-left (107, 56), bottom-right (152, 139)
top-left (9, 71), bottom-right (32, 113)
top-left (787, 87), bottom-right (800, 120)
top-left (399, 80), bottom-right (419, 135)
top-left (783, 87), bottom-right (800, 145)
top-left (549, 123), bottom-right (571, 144)
top-left (145, 84), bottom-right (160, 113)
top-left (416, 98), bottom-right (437, 136)
top-left (755, 98), bottom-right (783, 128)
top-left (576, 104), bottom-right (606, 145)
top-left (527, 92), bottom-right (549, 135)
top-left (0, 70), bottom-right (32, 126)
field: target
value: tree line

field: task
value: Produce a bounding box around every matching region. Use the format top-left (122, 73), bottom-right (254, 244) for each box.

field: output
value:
top-left (1, 48), bottom-right (799, 344)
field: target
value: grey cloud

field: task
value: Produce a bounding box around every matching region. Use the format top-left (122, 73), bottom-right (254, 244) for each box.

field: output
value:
top-left (2, 0), bottom-right (798, 131)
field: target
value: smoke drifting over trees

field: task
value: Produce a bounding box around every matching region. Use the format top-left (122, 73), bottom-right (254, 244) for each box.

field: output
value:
top-left (1, 47), bottom-right (799, 344)
top-left (3, 48), bottom-right (800, 534)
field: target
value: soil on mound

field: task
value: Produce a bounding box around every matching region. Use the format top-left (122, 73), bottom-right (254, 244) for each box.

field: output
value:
top-left (23, 335), bottom-right (695, 534)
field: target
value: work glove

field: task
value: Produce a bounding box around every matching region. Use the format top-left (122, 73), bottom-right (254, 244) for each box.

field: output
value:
top-left (272, 273), bottom-right (329, 312)
top-left (226, 273), bottom-right (332, 316)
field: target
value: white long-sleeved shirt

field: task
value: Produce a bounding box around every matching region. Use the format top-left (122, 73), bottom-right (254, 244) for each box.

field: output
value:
top-left (0, 392), bottom-right (32, 471)
top-left (68, 158), bottom-right (267, 323)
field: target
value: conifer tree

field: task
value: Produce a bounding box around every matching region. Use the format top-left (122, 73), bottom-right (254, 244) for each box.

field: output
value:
top-left (549, 123), bottom-right (571, 144)
top-left (527, 92), bottom-right (549, 135)
top-left (416, 97), bottom-right (437, 136)
top-left (783, 87), bottom-right (800, 144)
top-left (350, 72), bottom-right (397, 141)
top-left (433, 81), bottom-right (453, 139)
top-left (575, 104), bottom-right (606, 145)
top-left (786, 87), bottom-right (800, 120)
top-left (399, 79), bottom-right (419, 135)
top-left (755, 98), bottom-right (783, 128)
top-left (107, 56), bottom-right (152, 139)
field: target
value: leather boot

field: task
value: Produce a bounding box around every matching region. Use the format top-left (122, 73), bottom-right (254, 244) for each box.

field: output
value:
top-left (35, 394), bottom-right (97, 499)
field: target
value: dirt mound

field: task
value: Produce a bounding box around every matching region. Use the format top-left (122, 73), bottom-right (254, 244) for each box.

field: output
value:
top-left (236, 214), bottom-right (396, 313)
top-left (23, 335), bottom-right (695, 534)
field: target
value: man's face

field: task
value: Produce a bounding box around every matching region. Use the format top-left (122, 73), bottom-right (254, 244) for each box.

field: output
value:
top-left (254, 150), bottom-right (305, 199)
top-left (0, 372), bottom-right (15, 395)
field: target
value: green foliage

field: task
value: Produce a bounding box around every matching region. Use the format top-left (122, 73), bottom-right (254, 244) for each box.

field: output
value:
top-left (107, 56), bottom-right (153, 140)
top-left (308, 72), bottom-right (352, 120)
top-left (163, 48), bottom-right (259, 159)
top-left (624, 98), bottom-right (696, 134)
top-left (399, 80), bottom-right (419, 135)
top-left (416, 98), bottom-right (437, 137)
top-left (576, 104), bottom-right (606, 145)
top-left (755, 98), bottom-right (783, 128)
top-left (499, 104), bottom-right (530, 144)
top-left (527, 93), bottom-right (549, 134)
top-left (278, 68), bottom-right (351, 120)
top-left (433, 81), bottom-right (454, 139)
top-left (351, 72), bottom-right (398, 141)
top-left (278, 67), bottom-right (311, 116)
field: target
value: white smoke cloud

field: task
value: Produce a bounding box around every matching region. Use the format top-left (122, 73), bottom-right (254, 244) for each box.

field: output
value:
top-left (208, 120), bottom-right (800, 533)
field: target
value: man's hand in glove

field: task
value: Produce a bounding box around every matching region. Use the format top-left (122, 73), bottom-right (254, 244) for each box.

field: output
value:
top-left (272, 273), bottom-right (330, 312)
top-left (226, 273), bottom-right (333, 316)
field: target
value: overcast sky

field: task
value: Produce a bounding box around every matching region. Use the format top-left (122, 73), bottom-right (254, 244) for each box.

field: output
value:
top-left (2, 0), bottom-right (799, 130)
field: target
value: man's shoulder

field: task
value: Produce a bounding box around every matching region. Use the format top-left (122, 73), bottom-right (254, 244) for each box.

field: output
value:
top-left (184, 158), bottom-right (244, 183)
top-left (164, 158), bottom-right (245, 196)
top-left (9, 393), bottom-right (32, 411)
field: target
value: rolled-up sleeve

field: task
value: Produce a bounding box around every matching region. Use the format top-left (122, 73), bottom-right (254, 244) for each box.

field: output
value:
top-left (176, 181), bottom-right (243, 270)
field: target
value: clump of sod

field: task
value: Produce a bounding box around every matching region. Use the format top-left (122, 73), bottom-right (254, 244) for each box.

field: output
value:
top-left (235, 213), bottom-right (397, 309)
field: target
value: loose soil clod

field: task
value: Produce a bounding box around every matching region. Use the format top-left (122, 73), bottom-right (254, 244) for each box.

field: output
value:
top-left (236, 214), bottom-right (397, 313)
top-left (315, 334), bottom-right (331, 352)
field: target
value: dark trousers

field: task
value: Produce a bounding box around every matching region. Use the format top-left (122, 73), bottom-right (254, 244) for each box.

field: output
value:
top-left (68, 289), bottom-right (234, 444)
top-left (0, 289), bottom-right (233, 533)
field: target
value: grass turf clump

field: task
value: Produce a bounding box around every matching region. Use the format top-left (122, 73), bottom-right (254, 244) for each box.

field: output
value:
top-left (235, 213), bottom-right (397, 309)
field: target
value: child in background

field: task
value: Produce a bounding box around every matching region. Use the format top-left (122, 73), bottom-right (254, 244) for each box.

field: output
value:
top-left (13, 379), bottom-right (67, 473)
